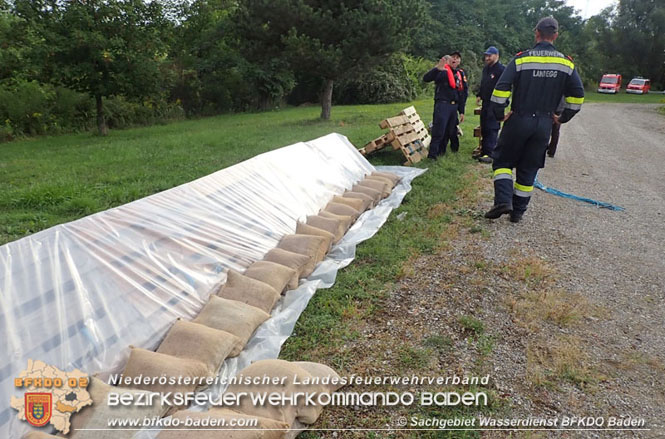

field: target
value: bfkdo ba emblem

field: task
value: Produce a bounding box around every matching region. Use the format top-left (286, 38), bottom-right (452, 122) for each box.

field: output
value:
top-left (25, 393), bottom-right (52, 427)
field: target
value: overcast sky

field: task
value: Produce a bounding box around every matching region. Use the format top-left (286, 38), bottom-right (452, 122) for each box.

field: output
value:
top-left (566, 0), bottom-right (617, 18)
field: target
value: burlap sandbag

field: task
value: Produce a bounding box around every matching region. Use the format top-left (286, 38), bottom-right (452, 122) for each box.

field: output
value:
top-left (263, 248), bottom-right (312, 281)
top-left (371, 171), bottom-right (401, 185)
top-left (342, 190), bottom-right (375, 209)
top-left (292, 361), bottom-right (344, 424)
top-left (277, 234), bottom-right (327, 277)
top-left (295, 222), bottom-right (335, 251)
top-left (293, 362), bottom-right (344, 393)
top-left (66, 376), bottom-right (167, 439)
top-left (122, 348), bottom-right (209, 413)
top-left (193, 296), bottom-right (270, 353)
top-left (226, 359), bottom-right (327, 426)
top-left (351, 184), bottom-right (382, 203)
top-left (365, 175), bottom-right (395, 191)
top-left (331, 195), bottom-right (367, 212)
top-left (323, 202), bottom-right (360, 221)
top-left (217, 269), bottom-right (281, 313)
top-left (358, 178), bottom-right (390, 198)
top-left (157, 320), bottom-right (242, 372)
top-left (244, 260), bottom-right (298, 293)
top-left (305, 214), bottom-right (344, 243)
top-left (156, 408), bottom-right (288, 439)
top-left (318, 210), bottom-right (353, 233)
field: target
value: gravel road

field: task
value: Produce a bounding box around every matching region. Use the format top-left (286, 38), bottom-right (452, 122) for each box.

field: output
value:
top-left (478, 103), bottom-right (665, 437)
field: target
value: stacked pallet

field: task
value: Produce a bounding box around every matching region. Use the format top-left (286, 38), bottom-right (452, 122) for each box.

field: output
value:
top-left (360, 106), bottom-right (431, 166)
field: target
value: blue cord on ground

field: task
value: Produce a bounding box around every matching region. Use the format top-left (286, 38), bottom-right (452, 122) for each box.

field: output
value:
top-left (534, 178), bottom-right (625, 211)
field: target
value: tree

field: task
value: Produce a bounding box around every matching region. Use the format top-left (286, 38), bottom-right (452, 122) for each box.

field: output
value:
top-left (613, 0), bottom-right (665, 88)
top-left (415, 0), bottom-right (586, 91)
top-left (14, 0), bottom-right (171, 135)
top-left (575, 8), bottom-right (617, 86)
top-left (0, 2), bottom-right (51, 83)
top-left (236, 0), bottom-right (427, 119)
top-left (167, 0), bottom-right (278, 114)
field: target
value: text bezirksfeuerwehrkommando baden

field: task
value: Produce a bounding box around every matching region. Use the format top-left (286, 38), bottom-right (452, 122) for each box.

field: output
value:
top-left (106, 374), bottom-right (490, 408)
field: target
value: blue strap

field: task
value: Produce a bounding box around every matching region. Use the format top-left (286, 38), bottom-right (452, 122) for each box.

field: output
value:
top-left (534, 177), bottom-right (625, 211)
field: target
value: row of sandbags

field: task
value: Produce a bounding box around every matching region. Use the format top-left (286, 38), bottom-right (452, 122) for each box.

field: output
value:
top-left (23, 171), bottom-right (401, 439)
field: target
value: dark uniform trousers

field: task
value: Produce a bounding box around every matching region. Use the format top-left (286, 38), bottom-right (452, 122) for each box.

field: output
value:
top-left (429, 100), bottom-right (458, 157)
top-left (480, 105), bottom-right (500, 157)
top-left (448, 115), bottom-right (460, 153)
top-left (492, 113), bottom-right (552, 214)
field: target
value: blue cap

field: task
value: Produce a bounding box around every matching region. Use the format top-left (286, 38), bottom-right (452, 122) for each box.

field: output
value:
top-left (484, 46), bottom-right (499, 55)
top-left (535, 16), bottom-right (559, 32)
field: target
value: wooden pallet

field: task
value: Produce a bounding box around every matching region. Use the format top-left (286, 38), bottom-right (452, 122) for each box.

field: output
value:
top-left (359, 132), bottom-right (396, 155)
top-left (361, 106), bottom-right (430, 166)
top-left (400, 106), bottom-right (431, 149)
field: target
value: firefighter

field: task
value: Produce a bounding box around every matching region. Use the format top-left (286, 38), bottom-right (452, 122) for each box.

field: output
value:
top-left (448, 51), bottom-right (468, 153)
top-left (423, 52), bottom-right (466, 159)
top-left (484, 16), bottom-right (584, 223)
top-left (474, 46), bottom-right (505, 163)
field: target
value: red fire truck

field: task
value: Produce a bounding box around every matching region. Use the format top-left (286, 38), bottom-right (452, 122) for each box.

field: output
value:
top-left (597, 74), bottom-right (622, 94)
top-left (626, 77), bottom-right (651, 94)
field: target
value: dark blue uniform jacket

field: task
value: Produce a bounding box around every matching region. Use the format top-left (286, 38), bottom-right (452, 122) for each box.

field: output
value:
top-left (490, 41), bottom-right (584, 123)
top-left (423, 67), bottom-right (463, 112)
top-left (477, 61), bottom-right (505, 105)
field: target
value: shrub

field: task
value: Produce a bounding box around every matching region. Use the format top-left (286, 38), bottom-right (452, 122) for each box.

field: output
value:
top-left (0, 79), bottom-right (185, 142)
top-left (0, 119), bottom-right (14, 142)
top-left (52, 87), bottom-right (95, 131)
top-left (0, 79), bottom-right (53, 136)
top-left (334, 53), bottom-right (432, 105)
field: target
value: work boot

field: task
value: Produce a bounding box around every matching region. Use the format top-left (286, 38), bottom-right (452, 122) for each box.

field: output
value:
top-left (510, 212), bottom-right (523, 223)
top-left (478, 155), bottom-right (492, 163)
top-left (484, 203), bottom-right (512, 219)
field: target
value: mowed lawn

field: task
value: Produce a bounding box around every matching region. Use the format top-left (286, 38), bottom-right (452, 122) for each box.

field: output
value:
top-left (0, 99), bottom-right (440, 246)
top-left (584, 90), bottom-right (665, 103)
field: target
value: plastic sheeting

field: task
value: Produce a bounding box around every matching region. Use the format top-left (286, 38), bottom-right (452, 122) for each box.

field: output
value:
top-left (135, 164), bottom-right (424, 439)
top-left (1, 132), bottom-right (425, 439)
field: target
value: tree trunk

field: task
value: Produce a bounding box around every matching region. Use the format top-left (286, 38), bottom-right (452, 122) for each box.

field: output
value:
top-left (96, 94), bottom-right (108, 136)
top-left (320, 79), bottom-right (334, 120)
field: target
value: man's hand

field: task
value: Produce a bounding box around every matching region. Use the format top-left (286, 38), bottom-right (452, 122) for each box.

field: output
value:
top-left (502, 111), bottom-right (513, 122)
top-left (476, 96), bottom-right (482, 106)
top-left (459, 114), bottom-right (465, 123)
top-left (552, 114), bottom-right (561, 125)
top-left (436, 57), bottom-right (447, 71)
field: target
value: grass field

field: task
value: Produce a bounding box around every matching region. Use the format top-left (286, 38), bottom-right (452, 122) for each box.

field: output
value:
top-left (0, 99), bottom-right (438, 245)
top-left (584, 90), bottom-right (665, 104)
